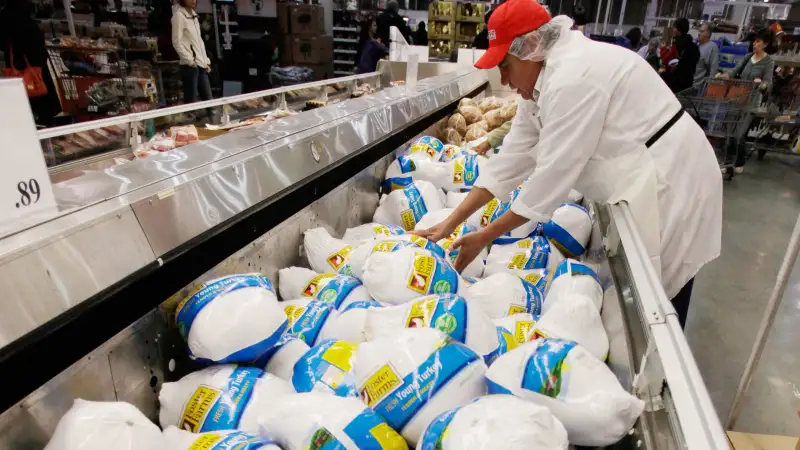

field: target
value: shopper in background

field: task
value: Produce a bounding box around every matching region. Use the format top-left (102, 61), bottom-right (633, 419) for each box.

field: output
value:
top-left (694, 23), bottom-right (719, 84)
top-left (0, 0), bottom-right (61, 126)
top-left (639, 37), bottom-right (662, 71)
top-left (661, 18), bottom-right (699, 93)
top-left (717, 29), bottom-right (774, 173)
top-left (172, 0), bottom-right (212, 109)
top-left (414, 22), bottom-right (428, 46)
top-left (625, 27), bottom-right (643, 52)
top-left (415, 0), bottom-right (722, 328)
top-left (356, 18), bottom-right (388, 74)
top-left (376, 1), bottom-right (410, 45)
top-left (471, 9), bottom-right (493, 49)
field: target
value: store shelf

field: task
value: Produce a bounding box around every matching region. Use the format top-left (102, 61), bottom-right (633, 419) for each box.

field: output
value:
top-left (332, 26), bottom-right (358, 32)
top-left (457, 16), bottom-right (483, 23)
top-left (334, 60), bottom-right (356, 65)
top-left (334, 37), bottom-right (359, 43)
top-left (334, 70), bottom-right (355, 75)
top-left (334, 49), bottom-right (358, 54)
top-left (429, 15), bottom-right (455, 21)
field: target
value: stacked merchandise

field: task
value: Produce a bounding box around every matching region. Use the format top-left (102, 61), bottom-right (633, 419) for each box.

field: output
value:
top-left (428, 1), bottom-right (456, 59)
top-left (438, 96), bottom-right (517, 146)
top-left (44, 126), bottom-right (644, 449)
top-left (277, 3), bottom-right (333, 81)
top-left (454, 3), bottom-right (487, 53)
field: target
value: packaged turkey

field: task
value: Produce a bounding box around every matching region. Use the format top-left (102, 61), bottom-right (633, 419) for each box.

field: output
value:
top-left (415, 213), bottom-right (486, 279)
top-left (490, 313), bottom-right (539, 361)
top-left (407, 135), bottom-right (445, 161)
top-left (544, 259), bottom-right (603, 313)
top-left (303, 227), bottom-right (355, 275)
top-left (373, 181), bottom-right (445, 231)
top-left (162, 427), bottom-right (281, 450)
top-left (255, 392), bottom-right (408, 450)
top-left (439, 154), bottom-right (486, 192)
top-left (362, 294), bottom-right (499, 358)
top-left (418, 395), bottom-right (568, 450)
top-left (342, 222), bottom-right (405, 245)
top-left (355, 328), bottom-right (488, 446)
top-left (175, 274), bottom-right (287, 364)
top-left (466, 187), bottom-right (539, 244)
top-left (292, 339), bottom-right (359, 397)
top-left (458, 105), bottom-right (483, 124)
top-left (362, 246), bottom-right (467, 304)
top-left (477, 96), bottom-right (505, 113)
top-left (278, 267), bottom-right (371, 308)
top-left (484, 109), bottom-right (506, 129)
top-left (442, 127), bottom-right (463, 146)
top-left (485, 338), bottom-right (644, 446)
top-left (159, 365), bottom-right (295, 433)
top-left (484, 235), bottom-right (564, 277)
top-left (44, 400), bottom-right (163, 450)
top-left (446, 113), bottom-right (467, 135)
top-left (464, 125), bottom-right (488, 142)
top-left (536, 292), bottom-right (608, 361)
top-left (542, 203), bottom-right (592, 257)
top-left (441, 144), bottom-right (462, 162)
top-left (462, 272), bottom-right (543, 319)
top-left (383, 155), bottom-right (448, 192)
top-left (346, 234), bottom-right (447, 280)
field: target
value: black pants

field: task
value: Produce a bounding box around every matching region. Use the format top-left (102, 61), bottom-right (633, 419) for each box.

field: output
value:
top-left (671, 277), bottom-right (694, 329)
top-left (181, 65), bottom-right (213, 120)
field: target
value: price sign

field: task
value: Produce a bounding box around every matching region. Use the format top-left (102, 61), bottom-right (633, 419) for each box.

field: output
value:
top-left (0, 79), bottom-right (56, 224)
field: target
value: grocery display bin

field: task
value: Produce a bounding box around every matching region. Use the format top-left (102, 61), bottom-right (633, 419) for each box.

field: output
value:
top-left (0, 66), bottom-right (726, 449)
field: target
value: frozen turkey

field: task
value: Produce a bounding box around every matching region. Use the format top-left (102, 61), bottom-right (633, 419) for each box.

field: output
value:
top-left (383, 154), bottom-right (448, 192)
top-left (159, 365), bottom-right (295, 433)
top-left (254, 392), bottom-right (407, 450)
top-left (418, 394), bottom-right (568, 450)
top-left (536, 292), bottom-right (609, 361)
top-left (342, 223), bottom-right (405, 245)
top-left (355, 328), bottom-right (488, 446)
top-left (373, 180), bottom-right (445, 231)
top-left (484, 235), bottom-right (564, 277)
top-left (260, 334), bottom-right (311, 381)
top-left (44, 400), bottom-right (163, 450)
top-left (462, 272), bottom-right (543, 319)
top-left (407, 135), bottom-right (445, 161)
top-left (162, 427), bottom-right (280, 450)
top-left (466, 188), bottom-right (539, 244)
top-left (445, 191), bottom-right (468, 208)
top-left (292, 339), bottom-right (359, 397)
top-left (415, 212), bottom-right (486, 279)
top-left (317, 298), bottom-right (384, 343)
top-left (362, 294), bottom-right (499, 358)
top-left (489, 312), bottom-right (540, 362)
top-left (439, 154), bottom-right (486, 192)
top-left (485, 338), bottom-right (644, 446)
top-left (542, 203), bottom-right (593, 257)
top-left (544, 259), bottom-right (603, 313)
top-left (175, 273), bottom-right (287, 364)
top-left (278, 267), bottom-right (371, 308)
top-left (441, 144), bottom-right (463, 162)
top-left (303, 227), bottom-right (354, 275)
top-left (362, 246), bottom-right (467, 305)
top-left (347, 234), bottom-right (447, 281)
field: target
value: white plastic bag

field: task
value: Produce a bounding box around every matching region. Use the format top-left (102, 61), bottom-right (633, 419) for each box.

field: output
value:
top-left (485, 338), bottom-right (644, 446)
top-left (262, 335), bottom-right (312, 381)
top-left (159, 365), bottom-right (295, 433)
top-left (383, 155), bottom-right (448, 192)
top-left (418, 394), bottom-right (568, 450)
top-left (542, 203), bottom-right (592, 257)
top-left (347, 235), bottom-right (447, 281)
top-left (362, 294), bottom-right (499, 358)
top-left (292, 339), bottom-right (359, 397)
top-left (407, 135), bottom-right (445, 161)
top-left (317, 298), bottom-right (384, 343)
top-left (44, 400), bottom-right (163, 450)
top-left (544, 259), bottom-right (603, 313)
top-left (373, 181), bottom-right (445, 231)
top-left (278, 267), bottom-right (372, 308)
top-left (175, 274), bottom-right (287, 364)
top-left (462, 272), bottom-right (543, 319)
top-left (484, 236), bottom-right (564, 277)
top-left (439, 154), bottom-right (486, 192)
top-left (567, 189), bottom-right (584, 204)
top-left (304, 228), bottom-right (354, 275)
top-left (342, 223), bottom-right (405, 245)
top-left (536, 293), bottom-right (608, 361)
top-left (355, 328), bottom-right (488, 446)
top-left (362, 247), bottom-right (466, 305)
top-left (254, 392), bottom-right (408, 450)
top-left (445, 191), bottom-right (468, 208)
top-left (162, 427), bottom-right (281, 450)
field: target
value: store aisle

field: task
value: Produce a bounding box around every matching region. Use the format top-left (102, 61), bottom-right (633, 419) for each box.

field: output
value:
top-left (687, 154), bottom-right (800, 436)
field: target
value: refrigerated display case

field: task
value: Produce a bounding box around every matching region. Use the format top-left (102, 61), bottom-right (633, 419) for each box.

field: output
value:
top-left (0, 65), bottom-right (726, 449)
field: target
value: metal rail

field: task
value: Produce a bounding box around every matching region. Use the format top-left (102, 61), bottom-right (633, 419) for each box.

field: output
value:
top-left (37, 72), bottom-right (380, 139)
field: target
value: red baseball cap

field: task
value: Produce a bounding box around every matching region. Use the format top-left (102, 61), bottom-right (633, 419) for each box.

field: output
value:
top-left (475, 0), bottom-right (553, 69)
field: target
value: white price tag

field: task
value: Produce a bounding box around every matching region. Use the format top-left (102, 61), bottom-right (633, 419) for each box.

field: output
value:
top-left (406, 54), bottom-right (419, 92)
top-left (0, 79), bottom-right (56, 224)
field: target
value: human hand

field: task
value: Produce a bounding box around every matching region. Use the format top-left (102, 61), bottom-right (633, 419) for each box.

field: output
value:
top-left (411, 220), bottom-right (457, 244)
top-left (450, 230), bottom-right (491, 272)
top-left (473, 139), bottom-right (491, 155)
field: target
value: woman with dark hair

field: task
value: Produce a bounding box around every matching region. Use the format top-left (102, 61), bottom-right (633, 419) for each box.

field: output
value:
top-left (625, 27), bottom-right (643, 51)
top-left (661, 18), bottom-right (699, 93)
top-left (356, 18), bottom-right (388, 74)
top-left (172, 0), bottom-right (212, 107)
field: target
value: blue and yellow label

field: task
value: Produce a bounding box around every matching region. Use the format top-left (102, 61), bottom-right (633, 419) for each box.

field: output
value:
top-left (550, 260), bottom-right (599, 286)
top-left (400, 184), bottom-right (429, 231)
top-left (542, 203), bottom-right (590, 257)
top-left (343, 409), bottom-right (409, 449)
top-left (341, 298), bottom-right (383, 313)
top-left (362, 341), bottom-right (480, 431)
top-left (419, 406), bottom-right (462, 450)
top-left (407, 252), bottom-right (460, 296)
top-left (293, 340), bottom-right (358, 397)
top-left (383, 177), bottom-right (414, 192)
top-left (506, 236), bottom-right (551, 271)
top-left (301, 274), bottom-right (361, 309)
top-left (404, 294), bottom-right (467, 343)
top-left (519, 276), bottom-right (543, 315)
top-left (409, 136), bottom-right (444, 159)
top-left (285, 301), bottom-right (335, 345)
top-left (187, 431), bottom-right (276, 450)
top-left (180, 367), bottom-right (263, 433)
top-left (521, 338), bottom-right (577, 398)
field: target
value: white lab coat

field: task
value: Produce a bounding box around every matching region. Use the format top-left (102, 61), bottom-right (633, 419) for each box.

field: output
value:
top-left (172, 7), bottom-right (211, 68)
top-left (474, 19), bottom-right (722, 299)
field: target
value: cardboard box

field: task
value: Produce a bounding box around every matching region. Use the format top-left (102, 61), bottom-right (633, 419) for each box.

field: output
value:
top-left (277, 3), bottom-right (290, 34)
top-left (728, 431), bottom-right (800, 450)
top-left (280, 36), bottom-right (294, 64)
top-left (292, 36), bottom-right (333, 64)
top-left (289, 4), bottom-right (324, 36)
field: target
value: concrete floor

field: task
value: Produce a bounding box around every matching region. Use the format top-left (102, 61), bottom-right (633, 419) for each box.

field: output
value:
top-left (686, 153), bottom-right (800, 436)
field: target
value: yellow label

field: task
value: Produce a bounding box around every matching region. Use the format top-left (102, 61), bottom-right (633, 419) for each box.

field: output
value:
top-left (373, 240), bottom-right (401, 253)
top-left (327, 246), bottom-right (352, 270)
top-left (410, 143), bottom-right (436, 158)
top-left (409, 235), bottom-right (432, 248)
top-left (514, 320), bottom-right (535, 343)
top-left (359, 364), bottom-right (402, 407)
top-left (524, 273), bottom-right (543, 285)
top-left (400, 209), bottom-right (416, 231)
top-left (369, 422), bottom-right (409, 450)
top-left (480, 199), bottom-right (500, 228)
top-left (499, 330), bottom-right (516, 352)
top-left (440, 238), bottom-right (454, 251)
top-left (302, 273), bottom-right (336, 297)
top-left (188, 434), bottom-right (224, 450)
top-left (507, 304), bottom-right (527, 316)
top-left (179, 385), bottom-right (221, 433)
top-left (531, 328), bottom-right (548, 341)
top-left (407, 254), bottom-right (435, 294)
top-left (322, 341), bottom-right (357, 372)
top-left (405, 295), bottom-right (438, 328)
top-left (508, 253), bottom-right (527, 270)
top-left (284, 305), bottom-right (306, 325)
top-left (373, 225), bottom-right (392, 236)
top-left (516, 238), bottom-right (533, 249)
top-left (452, 159), bottom-right (464, 184)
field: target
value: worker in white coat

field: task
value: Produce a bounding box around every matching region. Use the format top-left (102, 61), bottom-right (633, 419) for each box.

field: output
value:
top-left (416, 0), bottom-right (722, 328)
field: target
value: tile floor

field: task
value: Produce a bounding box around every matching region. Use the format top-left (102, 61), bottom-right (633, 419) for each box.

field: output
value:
top-left (686, 153), bottom-right (800, 436)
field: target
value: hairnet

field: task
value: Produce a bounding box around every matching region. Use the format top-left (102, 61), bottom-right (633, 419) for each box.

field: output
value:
top-left (507, 15), bottom-right (573, 62)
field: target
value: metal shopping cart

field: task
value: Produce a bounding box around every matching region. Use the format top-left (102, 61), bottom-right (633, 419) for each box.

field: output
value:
top-left (677, 79), bottom-right (758, 179)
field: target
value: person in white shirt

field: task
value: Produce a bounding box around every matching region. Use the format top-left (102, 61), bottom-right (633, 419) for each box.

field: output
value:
top-left (172, 0), bottom-right (212, 110)
top-left (415, 0), bottom-right (722, 328)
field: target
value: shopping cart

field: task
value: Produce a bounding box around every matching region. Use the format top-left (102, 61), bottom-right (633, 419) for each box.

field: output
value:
top-left (677, 79), bottom-right (758, 179)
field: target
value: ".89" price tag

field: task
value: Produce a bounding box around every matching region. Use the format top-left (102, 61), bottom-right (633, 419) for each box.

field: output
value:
top-left (0, 79), bottom-right (56, 225)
